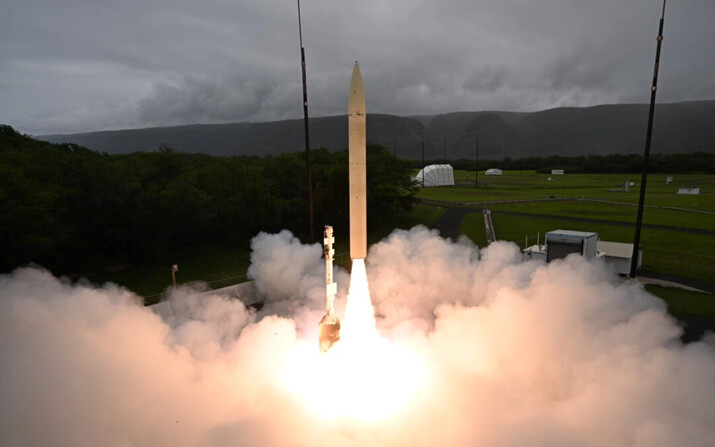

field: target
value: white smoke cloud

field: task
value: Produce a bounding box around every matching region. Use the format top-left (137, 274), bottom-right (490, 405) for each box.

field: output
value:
top-left (246, 230), bottom-right (350, 336)
top-left (1, 227), bottom-right (714, 446)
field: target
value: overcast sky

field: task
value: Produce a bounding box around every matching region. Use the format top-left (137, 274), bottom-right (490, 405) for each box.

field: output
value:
top-left (1, 0), bottom-right (713, 135)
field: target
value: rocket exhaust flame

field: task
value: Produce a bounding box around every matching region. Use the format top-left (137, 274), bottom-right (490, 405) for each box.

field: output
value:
top-left (285, 259), bottom-right (427, 421)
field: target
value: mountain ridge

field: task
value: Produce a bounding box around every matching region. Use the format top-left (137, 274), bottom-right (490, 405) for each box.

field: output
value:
top-left (38, 100), bottom-right (715, 159)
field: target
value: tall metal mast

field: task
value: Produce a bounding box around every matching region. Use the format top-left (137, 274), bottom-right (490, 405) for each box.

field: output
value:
top-left (421, 136), bottom-right (425, 187)
top-left (630, 0), bottom-right (667, 277)
top-left (297, 0), bottom-right (314, 241)
top-left (475, 137), bottom-right (479, 188)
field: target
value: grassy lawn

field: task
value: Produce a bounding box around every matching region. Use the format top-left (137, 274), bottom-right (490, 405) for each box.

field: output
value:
top-left (87, 246), bottom-right (251, 305)
top-left (419, 172), bottom-right (715, 211)
top-left (487, 200), bottom-right (714, 231)
top-left (483, 211), bottom-right (714, 284)
top-left (645, 284), bottom-right (715, 318)
top-left (422, 171), bottom-right (714, 285)
top-left (460, 211), bottom-right (489, 247)
top-left (87, 204), bottom-right (445, 303)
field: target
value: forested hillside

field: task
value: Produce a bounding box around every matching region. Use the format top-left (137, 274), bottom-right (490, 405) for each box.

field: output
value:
top-left (40, 100), bottom-right (715, 160)
top-left (0, 125), bottom-right (415, 274)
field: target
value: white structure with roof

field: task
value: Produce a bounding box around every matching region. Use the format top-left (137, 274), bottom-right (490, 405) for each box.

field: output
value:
top-left (485, 168), bottom-right (502, 175)
top-left (414, 164), bottom-right (455, 187)
top-left (597, 240), bottom-right (642, 275)
top-left (545, 230), bottom-right (599, 261)
top-left (522, 229), bottom-right (642, 275)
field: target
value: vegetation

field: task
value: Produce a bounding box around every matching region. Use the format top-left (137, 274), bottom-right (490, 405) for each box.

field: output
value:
top-left (436, 152), bottom-right (715, 174)
top-left (645, 285), bottom-right (715, 318)
top-left (422, 170), bottom-right (715, 286)
top-left (3, 123), bottom-right (713, 309)
top-left (0, 125), bottom-right (416, 288)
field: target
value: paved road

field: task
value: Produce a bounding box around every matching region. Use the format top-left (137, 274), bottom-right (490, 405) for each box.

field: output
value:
top-left (432, 206), bottom-right (470, 240)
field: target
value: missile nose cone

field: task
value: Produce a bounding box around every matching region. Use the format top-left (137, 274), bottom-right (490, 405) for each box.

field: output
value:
top-left (349, 63), bottom-right (365, 116)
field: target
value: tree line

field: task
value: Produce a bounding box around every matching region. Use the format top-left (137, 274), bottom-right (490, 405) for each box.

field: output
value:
top-left (0, 125), bottom-right (416, 273)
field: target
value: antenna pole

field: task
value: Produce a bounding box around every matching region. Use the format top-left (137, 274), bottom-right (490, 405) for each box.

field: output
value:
top-left (631, 0), bottom-right (666, 277)
top-left (421, 136), bottom-right (425, 187)
top-left (297, 0), bottom-right (314, 241)
top-left (475, 137), bottom-right (479, 188)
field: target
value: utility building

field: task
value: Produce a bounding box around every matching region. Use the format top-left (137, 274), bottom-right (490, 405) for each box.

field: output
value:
top-left (545, 230), bottom-right (598, 262)
top-left (597, 240), bottom-right (643, 275)
top-left (522, 229), bottom-right (642, 275)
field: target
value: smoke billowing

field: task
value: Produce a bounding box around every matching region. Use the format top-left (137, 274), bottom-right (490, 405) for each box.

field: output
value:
top-left (2, 225), bottom-right (714, 446)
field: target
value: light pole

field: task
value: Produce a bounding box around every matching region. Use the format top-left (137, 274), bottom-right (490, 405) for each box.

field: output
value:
top-left (297, 0), bottom-right (314, 241)
top-left (631, 0), bottom-right (667, 278)
top-left (475, 137), bottom-right (479, 188)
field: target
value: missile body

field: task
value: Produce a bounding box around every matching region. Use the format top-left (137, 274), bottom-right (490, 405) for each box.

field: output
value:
top-left (349, 63), bottom-right (367, 260)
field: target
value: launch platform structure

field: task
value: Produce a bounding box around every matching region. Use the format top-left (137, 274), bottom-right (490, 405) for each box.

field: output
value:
top-left (323, 225), bottom-right (337, 317)
top-left (318, 225), bottom-right (340, 352)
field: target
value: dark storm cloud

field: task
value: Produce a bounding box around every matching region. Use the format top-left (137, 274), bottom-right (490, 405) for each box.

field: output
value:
top-left (138, 75), bottom-right (300, 125)
top-left (0, 0), bottom-right (713, 134)
top-left (464, 65), bottom-right (508, 92)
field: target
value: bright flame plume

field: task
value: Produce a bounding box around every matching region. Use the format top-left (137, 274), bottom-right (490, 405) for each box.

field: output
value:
top-left (282, 259), bottom-right (426, 421)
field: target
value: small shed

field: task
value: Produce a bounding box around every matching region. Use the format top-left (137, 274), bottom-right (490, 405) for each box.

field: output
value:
top-left (414, 164), bottom-right (455, 187)
top-left (485, 168), bottom-right (503, 175)
top-left (551, 169), bottom-right (565, 175)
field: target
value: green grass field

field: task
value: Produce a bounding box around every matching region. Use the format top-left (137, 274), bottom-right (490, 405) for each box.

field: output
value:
top-left (645, 284), bottom-right (715, 318)
top-left (88, 204), bottom-right (443, 305)
top-left (429, 171), bottom-right (714, 286)
top-left (422, 171), bottom-right (715, 210)
top-left (88, 246), bottom-right (252, 305)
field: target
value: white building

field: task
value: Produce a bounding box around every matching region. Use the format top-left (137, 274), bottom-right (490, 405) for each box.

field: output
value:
top-left (597, 240), bottom-right (642, 275)
top-left (414, 164), bottom-right (455, 187)
top-left (485, 168), bottom-right (502, 175)
top-left (522, 230), bottom-right (642, 275)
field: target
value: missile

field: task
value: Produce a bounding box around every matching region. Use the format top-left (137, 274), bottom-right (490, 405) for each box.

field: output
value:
top-left (349, 62), bottom-right (367, 260)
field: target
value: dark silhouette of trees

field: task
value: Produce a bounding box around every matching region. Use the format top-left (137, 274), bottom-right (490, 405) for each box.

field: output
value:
top-left (0, 126), bottom-right (417, 273)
